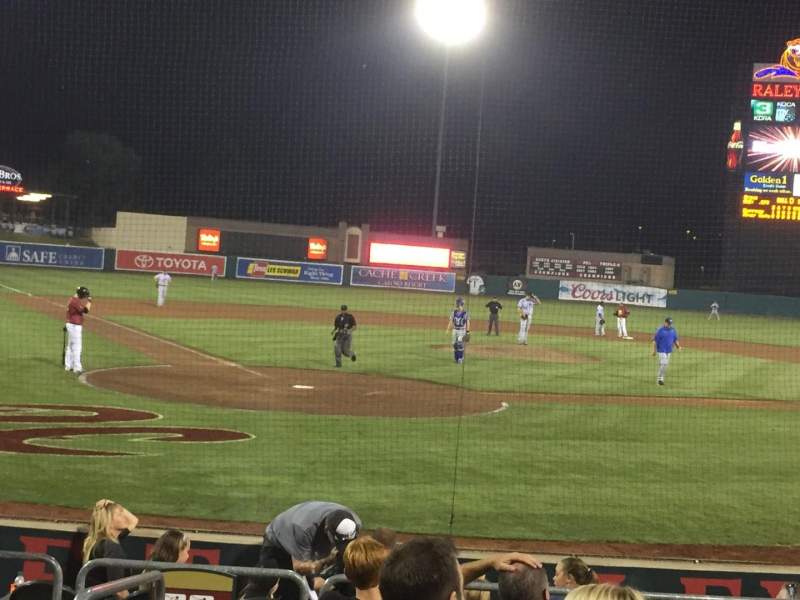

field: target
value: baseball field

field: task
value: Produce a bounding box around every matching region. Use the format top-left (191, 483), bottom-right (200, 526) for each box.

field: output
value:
top-left (2, 266), bottom-right (800, 552)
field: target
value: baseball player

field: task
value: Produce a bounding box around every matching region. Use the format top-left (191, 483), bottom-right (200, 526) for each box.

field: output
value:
top-left (65, 286), bottom-right (91, 374)
top-left (210, 264), bottom-right (219, 281)
top-left (708, 301), bottom-right (720, 320)
top-left (595, 301), bottom-right (606, 336)
top-left (653, 317), bottom-right (681, 385)
top-left (154, 271), bottom-right (172, 307)
top-left (446, 297), bottom-right (470, 363)
top-left (517, 291), bottom-right (540, 345)
top-left (485, 297), bottom-right (503, 336)
top-left (333, 304), bottom-right (357, 367)
top-left (615, 303), bottom-right (632, 339)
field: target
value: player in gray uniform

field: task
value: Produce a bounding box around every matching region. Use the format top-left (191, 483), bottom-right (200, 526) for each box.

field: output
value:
top-left (243, 501), bottom-right (361, 600)
top-left (708, 301), bottom-right (720, 320)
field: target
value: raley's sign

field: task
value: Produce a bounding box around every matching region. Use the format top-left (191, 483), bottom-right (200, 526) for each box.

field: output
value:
top-left (307, 238), bottom-right (328, 260)
top-left (197, 228), bottom-right (221, 252)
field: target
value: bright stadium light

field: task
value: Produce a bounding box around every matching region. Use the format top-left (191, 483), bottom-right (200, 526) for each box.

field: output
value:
top-left (415, 0), bottom-right (486, 47)
top-left (17, 193), bottom-right (52, 203)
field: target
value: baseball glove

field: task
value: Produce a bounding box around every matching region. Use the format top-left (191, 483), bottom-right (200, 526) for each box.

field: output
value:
top-left (463, 332), bottom-right (471, 343)
top-left (600, 319), bottom-right (606, 325)
top-left (520, 314), bottom-right (528, 320)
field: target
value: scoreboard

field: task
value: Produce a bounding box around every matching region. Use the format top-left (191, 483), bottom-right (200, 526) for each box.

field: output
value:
top-left (742, 58), bottom-right (800, 222)
top-left (528, 256), bottom-right (621, 281)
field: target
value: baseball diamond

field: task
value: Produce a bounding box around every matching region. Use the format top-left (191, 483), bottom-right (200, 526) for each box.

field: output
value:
top-left (2, 266), bottom-right (800, 555)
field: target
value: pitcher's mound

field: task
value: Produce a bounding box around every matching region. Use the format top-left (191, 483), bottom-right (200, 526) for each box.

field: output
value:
top-left (432, 344), bottom-right (595, 364)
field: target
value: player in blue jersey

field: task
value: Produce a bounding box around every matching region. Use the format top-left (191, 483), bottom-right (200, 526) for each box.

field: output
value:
top-left (446, 297), bottom-right (471, 364)
top-left (652, 317), bottom-right (681, 385)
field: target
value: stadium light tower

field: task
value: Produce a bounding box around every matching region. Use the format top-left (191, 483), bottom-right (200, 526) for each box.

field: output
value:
top-left (415, 0), bottom-right (487, 238)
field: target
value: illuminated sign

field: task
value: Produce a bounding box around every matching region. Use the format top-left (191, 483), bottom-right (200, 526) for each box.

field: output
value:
top-left (751, 83), bottom-right (800, 99)
top-left (528, 256), bottom-right (621, 281)
top-left (743, 172), bottom-right (797, 194)
top-left (747, 126), bottom-right (800, 172)
top-left (450, 250), bottom-right (466, 269)
top-left (776, 101), bottom-right (797, 123)
top-left (307, 237), bottom-right (328, 260)
top-left (0, 184), bottom-right (24, 193)
top-left (742, 193), bottom-right (800, 221)
top-left (0, 165), bottom-right (22, 185)
top-left (369, 242), bottom-right (450, 268)
top-left (752, 100), bottom-right (774, 121)
top-left (197, 228), bottom-right (221, 252)
top-left (753, 38), bottom-right (800, 80)
top-left (726, 121), bottom-right (743, 170)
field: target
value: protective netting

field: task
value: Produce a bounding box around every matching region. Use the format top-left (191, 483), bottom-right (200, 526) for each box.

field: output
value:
top-left (1, 1), bottom-right (800, 549)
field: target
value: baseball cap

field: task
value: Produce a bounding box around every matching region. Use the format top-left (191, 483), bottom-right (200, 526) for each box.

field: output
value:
top-left (665, 317), bottom-right (673, 324)
top-left (325, 510), bottom-right (359, 544)
top-left (340, 305), bottom-right (348, 311)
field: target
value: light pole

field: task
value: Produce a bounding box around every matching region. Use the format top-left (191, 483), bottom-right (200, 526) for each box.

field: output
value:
top-left (569, 232), bottom-right (575, 250)
top-left (637, 225), bottom-right (643, 252)
top-left (415, 0), bottom-right (487, 238)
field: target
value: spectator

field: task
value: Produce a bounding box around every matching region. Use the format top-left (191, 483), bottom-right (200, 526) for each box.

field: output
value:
top-left (242, 501), bottom-right (361, 600)
top-left (499, 564), bottom-right (549, 600)
top-left (379, 536), bottom-right (540, 600)
top-left (565, 584), bottom-right (644, 600)
top-left (370, 528), bottom-right (397, 550)
top-left (150, 529), bottom-right (191, 563)
top-left (553, 558), bottom-right (598, 590)
top-left (82, 499), bottom-right (139, 599)
top-left (320, 536), bottom-right (389, 600)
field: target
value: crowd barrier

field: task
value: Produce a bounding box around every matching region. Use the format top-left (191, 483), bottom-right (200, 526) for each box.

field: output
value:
top-left (75, 558), bottom-right (310, 600)
top-left (75, 571), bottom-right (163, 600)
top-left (0, 551), bottom-right (64, 600)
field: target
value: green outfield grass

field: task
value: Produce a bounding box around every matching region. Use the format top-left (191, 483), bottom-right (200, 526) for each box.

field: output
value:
top-left (2, 266), bottom-right (800, 547)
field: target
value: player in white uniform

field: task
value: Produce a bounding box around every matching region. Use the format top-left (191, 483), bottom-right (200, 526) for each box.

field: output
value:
top-left (154, 272), bottom-right (172, 307)
top-left (708, 301), bottom-right (720, 320)
top-left (595, 301), bottom-right (606, 336)
top-left (516, 292), bottom-right (540, 345)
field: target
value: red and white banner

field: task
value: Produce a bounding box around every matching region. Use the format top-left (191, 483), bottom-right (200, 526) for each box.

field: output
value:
top-left (115, 249), bottom-right (226, 277)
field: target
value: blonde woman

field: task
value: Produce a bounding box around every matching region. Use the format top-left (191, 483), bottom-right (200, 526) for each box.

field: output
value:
top-left (565, 583), bottom-right (645, 600)
top-left (82, 499), bottom-right (139, 598)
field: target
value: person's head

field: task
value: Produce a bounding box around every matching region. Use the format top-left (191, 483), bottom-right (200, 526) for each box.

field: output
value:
top-left (599, 301), bottom-right (604, 306)
top-left (565, 583), bottom-right (645, 600)
top-left (343, 535), bottom-right (390, 590)
top-left (372, 527), bottom-right (398, 549)
top-left (82, 500), bottom-right (126, 562)
top-left (456, 297), bottom-right (464, 309)
top-left (380, 537), bottom-right (463, 600)
top-left (340, 304), bottom-right (348, 313)
top-left (498, 564), bottom-right (549, 600)
top-left (554, 557), bottom-right (598, 589)
top-left (325, 509), bottom-right (359, 549)
top-left (664, 317), bottom-right (673, 328)
top-left (150, 529), bottom-right (191, 563)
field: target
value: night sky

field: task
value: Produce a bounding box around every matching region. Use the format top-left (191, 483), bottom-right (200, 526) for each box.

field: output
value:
top-left (2, 1), bottom-right (799, 280)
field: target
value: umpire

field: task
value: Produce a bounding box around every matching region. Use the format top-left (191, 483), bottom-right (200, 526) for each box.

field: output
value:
top-left (333, 304), bottom-right (357, 367)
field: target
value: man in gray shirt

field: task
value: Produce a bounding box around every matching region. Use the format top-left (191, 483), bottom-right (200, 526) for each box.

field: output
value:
top-left (243, 501), bottom-right (361, 600)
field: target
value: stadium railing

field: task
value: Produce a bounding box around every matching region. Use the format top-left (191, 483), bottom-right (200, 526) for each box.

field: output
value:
top-left (74, 571), bottom-right (163, 600)
top-left (0, 551), bottom-right (64, 600)
top-left (319, 574), bottom-right (772, 600)
top-left (75, 558), bottom-right (310, 600)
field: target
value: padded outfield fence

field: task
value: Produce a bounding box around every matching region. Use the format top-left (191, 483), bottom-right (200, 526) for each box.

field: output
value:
top-left (2, 1), bottom-right (800, 557)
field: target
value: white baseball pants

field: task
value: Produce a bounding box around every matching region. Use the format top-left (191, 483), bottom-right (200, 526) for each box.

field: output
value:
top-left (657, 352), bottom-right (671, 381)
top-left (595, 317), bottom-right (605, 336)
top-left (157, 285), bottom-right (168, 306)
top-left (65, 323), bottom-right (83, 372)
top-left (617, 317), bottom-right (628, 337)
top-left (518, 318), bottom-right (531, 343)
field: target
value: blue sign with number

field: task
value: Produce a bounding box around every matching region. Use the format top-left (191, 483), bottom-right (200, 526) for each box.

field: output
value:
top-left (0, 241), bottom-right (105, 270)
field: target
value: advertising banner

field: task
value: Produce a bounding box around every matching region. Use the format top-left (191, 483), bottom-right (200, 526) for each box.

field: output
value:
top-left (0, 241), bottom-right (104, 270)
top-left (116, 249), bottom-right (226, 276)
top-left (236, 257), bottom-right (343, 285)
top-left (350, 266), bottom-right (456, 293)
top-left (559, 280), bottom-right (668, 307)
